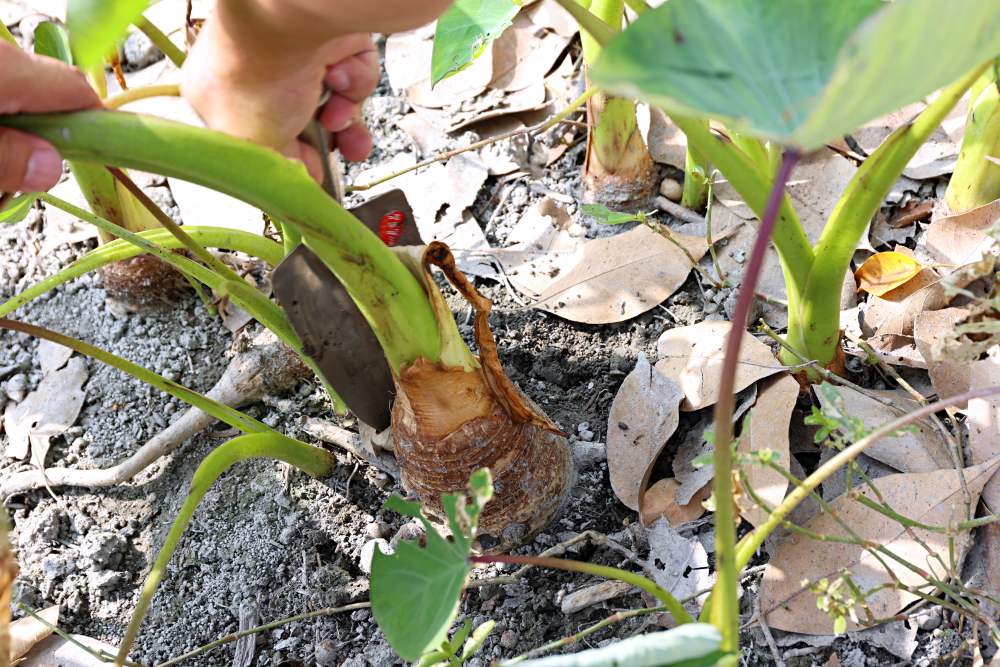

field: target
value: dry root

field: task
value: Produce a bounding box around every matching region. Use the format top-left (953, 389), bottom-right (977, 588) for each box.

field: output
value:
top-left (0, 330), bottom-right (308, 499)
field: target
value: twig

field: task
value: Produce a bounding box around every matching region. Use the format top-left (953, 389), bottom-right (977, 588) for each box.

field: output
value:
top-left (753, 595), bottom-right (785, 667)
top-left (348, 87), bottom-right (598, 192)
top-left (156, 602), bottom-right (369, 667)
top-left (655, 196), bottom-right (708, 226)
top-left (501, 606), bottom-right (661, 665)
top-left (705, 171), bottom-right (726, 285)
top-left (1, 331), bottom-right (307, 497)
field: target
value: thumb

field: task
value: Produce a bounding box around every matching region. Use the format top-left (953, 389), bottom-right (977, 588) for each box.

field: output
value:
top-left (0, 128), bottom-right (63, 192)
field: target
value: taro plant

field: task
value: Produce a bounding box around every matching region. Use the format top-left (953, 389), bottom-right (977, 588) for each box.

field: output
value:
top-left (33, 12), bottom-right (189, 306)
top-left (431, 0), bottom-right (684, 210)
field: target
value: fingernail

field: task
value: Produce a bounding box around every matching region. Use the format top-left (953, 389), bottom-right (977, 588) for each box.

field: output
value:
top-left (22, 145), bottom-right (62, 191)
top-left (329, 69), bottom-right (350, 92)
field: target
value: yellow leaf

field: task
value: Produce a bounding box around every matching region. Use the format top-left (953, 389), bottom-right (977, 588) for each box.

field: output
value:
top-left (854, 251), bottom-right (926, 297)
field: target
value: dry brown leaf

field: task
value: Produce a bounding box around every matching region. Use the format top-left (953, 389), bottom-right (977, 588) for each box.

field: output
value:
top-left (855, 251), bottom-right (926, 297)
top-left (526, 225), bottom-right (730, 324)
top-left (760, 457), bottom-right (1000, 634)
top-left (736, 375), bottom-right (798, 528)
top-left (10, 605), bottom-right (59, 662)
top-left (490, 13), bottom-right (568, 92)
top-left (815, 385), bottom-right (951, 473)
top-left (525, 0), bottom-right (577, 37)
top-left (645, 108), bottom-right (687, 169)
top-left (715, 149), bottom-right (858, 239)
top-left (914, 307), bottom-right (971, 404)
top-left (36, 340), bottom-right (72, 376)
top-left (19, 633), bottom-right (115, 666)
top-left (640, 478), bottom-right (710, 528)
top-left (924, 199), bottom-right (1000, 265)
top-left (3, 357), bottom-right (87, 465)
top-left (851, 99), bottom-right (966, 179)
top-left (861, 261), bottom-right (947, 339)
top-left (607, 353), bottom-right (684, 511)
top-left (968, 352), bottom-right (1000, 512)
top-left (643, 519), bottom-right (713, 614)
top-left (655, 321), bottom-right (781, 411)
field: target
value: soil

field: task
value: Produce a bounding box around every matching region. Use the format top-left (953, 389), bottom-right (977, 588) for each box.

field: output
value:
top-left (1, 33), bottom-right (990, 667)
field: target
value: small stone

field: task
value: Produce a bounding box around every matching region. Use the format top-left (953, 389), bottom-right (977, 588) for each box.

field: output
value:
top-left (576, 421), bottom-right (591, 434)
top-left (578, 429), bottom-right (595, 442)
top-left (732, 249), bottom-right (747, 264)
top-left (659, 178), bottom-right (683, 202)
top-left (364, 521), bottom-right (386, 539)
top-left (359, 539), bottom-right (391, 575)
top-left (572, 441), bottom-right (606, 469)
top-left (315, 639), bottom-right (338, 666)
top-left (915, 607), bottom-right (941, 631)
top-left (5, 373), bottom-right (27, 402)
top-left (703, 301), bottom-right (720, 315)
top-left (567, 223), bottom-right (587, 238)
top-left (350, 608), bottom-right (370, 622)
top-left (122, 30), bottom-right (163, 69)
top-left (78, 531), bottom-right (127, 570)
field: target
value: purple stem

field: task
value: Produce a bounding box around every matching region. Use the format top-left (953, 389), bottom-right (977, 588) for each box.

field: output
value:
top-left (709, 149), bottom-right (799, 650)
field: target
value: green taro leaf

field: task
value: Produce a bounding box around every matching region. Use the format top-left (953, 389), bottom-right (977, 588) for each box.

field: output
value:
top-left (33, 21), bottom-right (73, 64)
top-left (519, 623), bottom-right (723, 667)
top-left (431, 0), bottom-right (520, 86)
top-left (371, 469), bottom-right (493, 661)
top-left (67, 0), bottom-right (148, 69)
top-left (591, 0), bottom-right (1000, 150)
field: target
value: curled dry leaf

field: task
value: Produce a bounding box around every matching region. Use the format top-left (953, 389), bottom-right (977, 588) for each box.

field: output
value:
top-left (736, 374), bottom-right (798, 528)
top-left (814, 385), bottom-right (951, 474)
top-left (655, 321), bottom-right (781, 411)
top-left (19, 633), bottom-right (118, 666)
top-left (640, 478), bottom-right (710, 528)
top-left (923, 198), bottom-right (1000, 265)
top-left (861, 266), bottom-right (947, 339)
top-left (10, 605), bottom-right (59, 662)
top-left (854, 251), bottom-right (926, 297)
top-left (760, 457), bottom-right (1000, 635)
top-left (643, 519), bottom-right (712, 615)
top-left (3, 357), bottom-right (88, 465)
top-left (914, 307), bottom-right (971, 404)
top-left (606, 353), bottom-right (684, 511)
top-left (967, 352), bottom-right (1000, 512)
top-left (525, 225), bottom-right (728, 324)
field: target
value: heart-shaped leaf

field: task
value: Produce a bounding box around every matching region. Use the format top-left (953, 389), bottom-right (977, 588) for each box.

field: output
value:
top-left (591, 0), bottom-right (1000, 150)
top-left (431, 0), bottom-right (520, 86)
top-left (371, 469), bottom-right (493, 662)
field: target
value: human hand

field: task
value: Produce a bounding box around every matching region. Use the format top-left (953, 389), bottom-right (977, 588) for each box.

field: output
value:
top-left (181, 8), bottom-right (379, 181)
top-left (0, 42), bottom-right (100, 193)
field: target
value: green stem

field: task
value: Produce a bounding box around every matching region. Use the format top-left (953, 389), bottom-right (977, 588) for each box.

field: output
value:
top-left (704, 150), bottom-right (800, 653)
top-left (672, 115), bottom-right (812, 339)
top-left (157, 603), bottom-right (370, 667)
top-left (113, 433), bottom-right (334, 667)
top-left (733, 388), bottom-right (1000, 572)
top-left (622, 0), bottom-right (649, 14)
top-left (471, 554), bottom-right (692, 625)
top-left (0, 225), bottom-right (283, 318)
top-left (794, 63), bottom-right (986, 365)
top-left (35, 192), bottom-right (347, 412)
top-left (946, 62), bottom-right (1000, 213)
top-left (2, 110), bottom-right (449, 372)
top-left (0, 318), bottom-right (266, 433)
top-left (133, 16), bottom-right (187, 67)
top-left (681, 134), bottom-right (710, 212)
top-left (554, 0), bottom-right (616, 47)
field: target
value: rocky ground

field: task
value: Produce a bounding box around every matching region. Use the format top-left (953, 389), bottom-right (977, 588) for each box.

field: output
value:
top-left (2, 13), bottom-right (994, 667)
